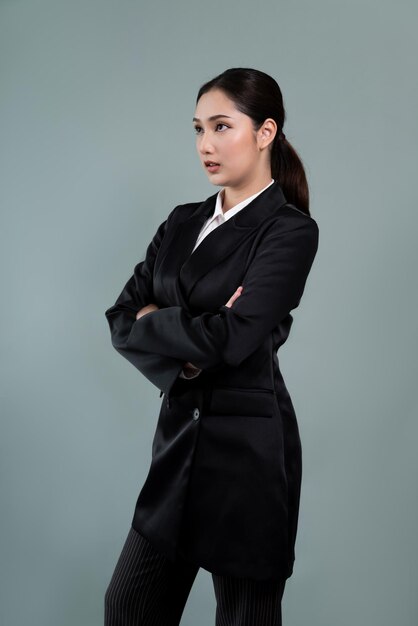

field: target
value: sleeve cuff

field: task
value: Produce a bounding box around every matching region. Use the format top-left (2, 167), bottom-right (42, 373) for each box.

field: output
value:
top-left (179, 367), bottom-right (202, 379)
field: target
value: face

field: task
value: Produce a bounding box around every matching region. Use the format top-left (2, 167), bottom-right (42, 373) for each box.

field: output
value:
top-left (193, 89), bottom-right (275, 189)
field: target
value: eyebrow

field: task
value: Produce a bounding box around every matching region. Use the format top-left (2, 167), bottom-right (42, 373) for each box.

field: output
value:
top-left (192, 114), bottom-right (233, 122)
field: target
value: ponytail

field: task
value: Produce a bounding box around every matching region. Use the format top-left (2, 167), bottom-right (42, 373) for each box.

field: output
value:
top-left (271, 132), bottom-right (310, 215)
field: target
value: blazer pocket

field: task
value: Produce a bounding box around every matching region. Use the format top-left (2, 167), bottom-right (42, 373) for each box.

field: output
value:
top-left (208, 386), bottom-right (274, 418)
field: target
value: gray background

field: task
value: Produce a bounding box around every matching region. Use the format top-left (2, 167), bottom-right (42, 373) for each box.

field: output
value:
top-left (1, 1), bottom-right (417, 625)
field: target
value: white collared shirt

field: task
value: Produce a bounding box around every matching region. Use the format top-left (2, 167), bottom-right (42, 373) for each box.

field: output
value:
top-left (179, 178), bottom-right (275, 379)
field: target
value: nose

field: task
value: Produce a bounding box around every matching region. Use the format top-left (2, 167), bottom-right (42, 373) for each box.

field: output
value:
top-left (198, 131), bottom-right (214, 156)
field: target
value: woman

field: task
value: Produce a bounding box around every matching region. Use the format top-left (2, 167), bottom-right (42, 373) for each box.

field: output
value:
top-left (104, 67), bottom-right (319, 626)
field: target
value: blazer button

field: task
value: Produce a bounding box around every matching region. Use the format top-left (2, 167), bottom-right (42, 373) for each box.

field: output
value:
top-left (192, 407), bottom-right (200, 421)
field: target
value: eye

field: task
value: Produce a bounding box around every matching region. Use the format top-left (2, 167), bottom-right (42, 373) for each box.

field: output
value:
top-left (193, 123), bottom-right (230, 135)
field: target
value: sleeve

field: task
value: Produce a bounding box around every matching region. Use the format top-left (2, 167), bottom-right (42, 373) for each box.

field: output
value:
top-left (104, 205), bottom-right (187, 396)
top-left (127, 217), bottom-right (319, 369)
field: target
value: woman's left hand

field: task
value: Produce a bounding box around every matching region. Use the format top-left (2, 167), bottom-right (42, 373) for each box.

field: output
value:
top-left (136, 303), bottom-right (159, 320)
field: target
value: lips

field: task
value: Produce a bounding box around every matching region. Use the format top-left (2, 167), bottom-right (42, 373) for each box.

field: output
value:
top-left (204, 160), bottom-right (220, 166)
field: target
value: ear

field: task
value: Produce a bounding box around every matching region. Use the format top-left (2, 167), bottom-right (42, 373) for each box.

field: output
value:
top-left (257, 118), bottom-right (277, 151)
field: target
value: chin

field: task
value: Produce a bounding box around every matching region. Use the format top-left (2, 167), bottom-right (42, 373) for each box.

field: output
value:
top-left (207, 175), bottom-right (226, 186)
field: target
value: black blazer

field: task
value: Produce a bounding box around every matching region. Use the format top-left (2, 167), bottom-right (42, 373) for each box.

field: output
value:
top-left (105, 181), bottom-right (319, 582)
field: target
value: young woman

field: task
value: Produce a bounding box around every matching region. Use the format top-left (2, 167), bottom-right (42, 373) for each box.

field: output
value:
top-left (104, 67), bottom-right (319, 626)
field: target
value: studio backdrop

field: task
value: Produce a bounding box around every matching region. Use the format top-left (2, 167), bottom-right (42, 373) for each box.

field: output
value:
top-left (1, 1), bottom-right (417, 625)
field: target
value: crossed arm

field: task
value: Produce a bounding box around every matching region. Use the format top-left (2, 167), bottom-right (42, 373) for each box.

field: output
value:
top-left (105, 212), bottom-right (319, 396)
top-left (135, 286), bottom-right (244, 378)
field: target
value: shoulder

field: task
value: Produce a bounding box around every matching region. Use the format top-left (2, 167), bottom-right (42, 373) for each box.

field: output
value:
top-left (166, 199), bottom-right (319, 240)
top-left (278, 203), bottom-right (319, 233)
top-left (260, 204), bottom-right (319, 250)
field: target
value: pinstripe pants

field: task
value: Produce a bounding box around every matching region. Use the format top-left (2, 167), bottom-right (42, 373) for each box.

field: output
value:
top-left (104, 525), bottom-right (286, 626)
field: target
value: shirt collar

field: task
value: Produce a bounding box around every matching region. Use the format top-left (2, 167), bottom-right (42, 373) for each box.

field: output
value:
top-left (211, 178), bottom-right (275, 223)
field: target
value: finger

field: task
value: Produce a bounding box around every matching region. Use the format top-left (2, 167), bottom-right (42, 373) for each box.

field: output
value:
top-left (224, 286), bottom-right (243, 308)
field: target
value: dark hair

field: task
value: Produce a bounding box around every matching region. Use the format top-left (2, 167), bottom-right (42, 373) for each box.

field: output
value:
top-left (196, 67), bottom-right (310, 216)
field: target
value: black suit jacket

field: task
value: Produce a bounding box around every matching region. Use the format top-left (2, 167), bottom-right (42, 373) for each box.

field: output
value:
top-left (105, 181), bottom-right (319, 582)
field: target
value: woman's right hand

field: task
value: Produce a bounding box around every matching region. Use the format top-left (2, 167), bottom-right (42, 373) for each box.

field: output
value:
top-left (183, 286), bottom-right (243, 370)
top-left (224, 285), bottom-right (243, 308)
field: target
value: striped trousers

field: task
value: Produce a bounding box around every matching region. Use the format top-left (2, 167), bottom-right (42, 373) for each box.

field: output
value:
top-left (104, 525), bottom-right (286, 626)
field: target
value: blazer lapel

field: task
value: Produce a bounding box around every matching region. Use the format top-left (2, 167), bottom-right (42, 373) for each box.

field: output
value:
top-left (158, 181), bottom-right (288, 306)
